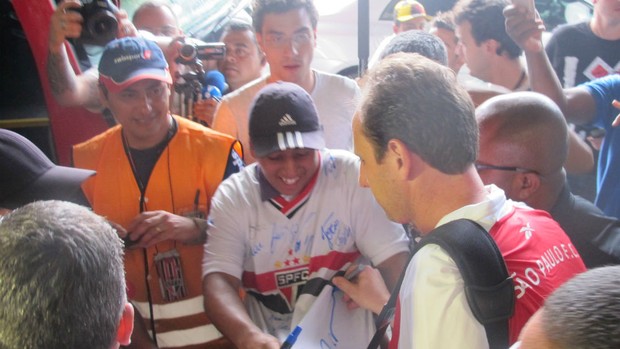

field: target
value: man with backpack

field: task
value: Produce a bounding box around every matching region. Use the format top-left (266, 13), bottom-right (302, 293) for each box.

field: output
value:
top-left (333, 53), bottom-right (586, 348)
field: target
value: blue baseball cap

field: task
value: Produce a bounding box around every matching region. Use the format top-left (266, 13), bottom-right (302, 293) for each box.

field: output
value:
top-left (99, 37), bottom-right (172, 92)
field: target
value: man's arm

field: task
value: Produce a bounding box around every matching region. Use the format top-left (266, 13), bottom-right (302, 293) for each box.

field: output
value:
top-left (375, 251), bottom-right (409, 291)
top-left (202, 272), bottom-right (280, 349)
top-left (565, 129), bottom-right (595, 174)
top-left (503, 5), bottom-right (597, 125)
top-left (47, 0), bottom-right (103, 111)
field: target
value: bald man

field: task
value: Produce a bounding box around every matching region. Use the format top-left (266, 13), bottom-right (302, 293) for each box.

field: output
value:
top-left (476, 92), bottom-right (620, 268)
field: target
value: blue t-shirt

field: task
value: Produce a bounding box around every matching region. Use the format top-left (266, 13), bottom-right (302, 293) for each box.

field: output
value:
top-left (584, 74), bottom-right (620, 218)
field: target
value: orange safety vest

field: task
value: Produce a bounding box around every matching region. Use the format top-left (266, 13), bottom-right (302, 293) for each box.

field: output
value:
top-left (74, 116), bottom-right (241, 349)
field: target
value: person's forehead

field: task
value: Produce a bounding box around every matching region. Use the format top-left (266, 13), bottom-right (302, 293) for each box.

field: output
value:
top-left (118, 79), bottom-right (167, 92)
top-left (400, 17), bottom-right (427, 25)
top-left (455, 21), bottom-right (471, 39)
top-left (261, 8), bottom-right (314, 33)
top-left (134, 6), bottom-right (176, 24)
top-left (223, 29), bottom-right (255, 44)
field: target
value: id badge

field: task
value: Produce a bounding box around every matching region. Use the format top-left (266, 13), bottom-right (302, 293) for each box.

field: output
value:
top-left (154, 249), bottom-right (188, 302)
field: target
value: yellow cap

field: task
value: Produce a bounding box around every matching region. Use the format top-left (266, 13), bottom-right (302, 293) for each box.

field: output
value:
top-left (394, 0), bottom-right (431, 22)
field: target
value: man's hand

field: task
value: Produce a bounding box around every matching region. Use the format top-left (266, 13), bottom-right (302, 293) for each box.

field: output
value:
top-left (125, 210), bottom-right (203, 248)
top-left (235, 331), bottom-right (280, 349)
top-left (193, 98), bottom-right (220, 127)
top-left (332, 266), bottom-right (390, 315)
top-left (115, 9), bottom-right (138, 38)
top-left (612, 100), bottom-right (620, 127)
top-left (503, 4), bottom-right (545, 53)
top-left (49, 0), bottom-right (83, 52)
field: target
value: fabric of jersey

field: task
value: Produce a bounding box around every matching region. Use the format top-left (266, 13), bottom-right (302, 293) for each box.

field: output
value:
top-left (202, 149), bottom-right (410, 340)
top-left (211, 71), bottom-right (360, 163)
top-left (549, 184), bottom-right (620, 268)
top-left (390, 185), bottom-right (586, 349)
top-left (583, 74), bottom-right (620, 218)
top-left (73, 115), bottom-right (243, 349)
top-left (546, 22), bottom-right (620, 88)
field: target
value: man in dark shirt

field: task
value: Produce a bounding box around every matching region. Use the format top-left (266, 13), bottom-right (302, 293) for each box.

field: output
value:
top-left (476, 91), bottom-right (620, 267)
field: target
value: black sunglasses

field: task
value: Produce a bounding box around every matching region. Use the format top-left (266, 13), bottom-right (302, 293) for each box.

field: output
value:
top-left (475, 162), bottom-right (540, 175)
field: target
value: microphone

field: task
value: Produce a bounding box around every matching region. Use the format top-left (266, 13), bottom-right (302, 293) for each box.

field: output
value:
top-left (202, 70), bottom-right (227, 101)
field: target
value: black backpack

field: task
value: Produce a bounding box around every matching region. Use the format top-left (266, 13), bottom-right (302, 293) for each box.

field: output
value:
top-left (367, 219), bottom-right (515, 349)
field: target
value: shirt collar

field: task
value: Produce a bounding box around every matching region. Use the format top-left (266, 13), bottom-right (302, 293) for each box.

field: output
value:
top-left (436, 184), bottom-right (525, 231)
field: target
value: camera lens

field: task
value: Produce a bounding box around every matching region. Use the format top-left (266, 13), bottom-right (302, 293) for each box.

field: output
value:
top-left (179, 44), bottom-right (197, 61)
top-left (87, 12), bottom-right (118, 46)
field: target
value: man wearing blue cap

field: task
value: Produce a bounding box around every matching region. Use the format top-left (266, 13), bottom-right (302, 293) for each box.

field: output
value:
top-left (73, 36), bottom-right (244, 349)
top-left (202, 81), bottom-right (409, 349)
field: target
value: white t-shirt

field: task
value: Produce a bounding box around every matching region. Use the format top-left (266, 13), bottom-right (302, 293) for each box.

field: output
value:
top-left (212, 71), bottom-right (360, 163)
top-left (203, 149), bottom-right (409, 339)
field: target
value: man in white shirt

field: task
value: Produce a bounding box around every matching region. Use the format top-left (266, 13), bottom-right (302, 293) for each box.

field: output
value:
top-left (334, 53), bottom-right (585, 348)
top-left (211, 0), bottom-right (360, 163)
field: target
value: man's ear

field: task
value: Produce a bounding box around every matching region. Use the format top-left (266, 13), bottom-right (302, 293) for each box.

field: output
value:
top-left (116, 303), bottom-right (135, 346)
top-left (393, 23), bottom-right (400, 34)
top-left (312, 29), bottom-right (318, 48)
top-left (99, 85), bottom-right (110, 108)
top-left (386, 139), bottom-right (418, 181)
top-left (483, 39), bottom-right (500, 56)
top-left (249, 142), bottom-right (257, 160)
top-left (256, 33), bottom-right (266, 52)
top-left (513, 172), bottom-right (540, 201)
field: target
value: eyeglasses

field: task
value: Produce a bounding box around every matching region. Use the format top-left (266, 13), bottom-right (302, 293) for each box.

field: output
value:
top-left (263, 31), bottom-right (313, 48)
top-left (474, 162), bottom-right (540, 175)
top-left (225, 45), bottom-right (252, 59)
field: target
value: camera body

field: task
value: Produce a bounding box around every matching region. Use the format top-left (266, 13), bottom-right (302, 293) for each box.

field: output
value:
top-left (75, 0), bottom-right (120, 46)
top-left (177, 39), bottom-right (226, 65)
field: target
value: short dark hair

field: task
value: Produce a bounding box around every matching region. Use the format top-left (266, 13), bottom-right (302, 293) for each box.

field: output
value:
top-left (252, 0), bottom-right (319, 33)
top-left (380, 30), bottom-right (448, 66)
top-left (454, 0), bottom-right (522, 59)
top-left (431, 11), bottom-right (457, 32)
top-left (542, 265), bottom-right (620, 349)
top-left (221, 20), bottom-right (260, 47)
top-left (0, 201), bottom-right (126, 349)
top-left (359, 53), bottom-right (477, 174)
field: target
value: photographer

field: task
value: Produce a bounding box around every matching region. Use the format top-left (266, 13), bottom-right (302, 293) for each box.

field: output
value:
top-left (47, 0), bottom-right (136, 113)
top-left (192, 20), bottom-right (266, 127)
top-left (46, 0), bottom-right (184, 115)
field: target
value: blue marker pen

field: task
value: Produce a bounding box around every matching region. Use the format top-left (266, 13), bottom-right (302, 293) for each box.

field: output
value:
top-left (280, 325), bottom-right (302, 349)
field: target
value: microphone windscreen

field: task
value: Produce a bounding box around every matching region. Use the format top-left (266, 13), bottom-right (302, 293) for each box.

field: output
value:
top-left (204, 70), bottom-right (227, 93)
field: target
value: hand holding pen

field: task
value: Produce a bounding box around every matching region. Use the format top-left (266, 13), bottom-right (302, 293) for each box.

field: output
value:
top-left (332, 265), bottom-right (391, 315)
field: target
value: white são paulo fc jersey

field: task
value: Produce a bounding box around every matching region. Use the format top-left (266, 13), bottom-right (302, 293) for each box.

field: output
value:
top-left (202, 149), bottom-right (410, 340)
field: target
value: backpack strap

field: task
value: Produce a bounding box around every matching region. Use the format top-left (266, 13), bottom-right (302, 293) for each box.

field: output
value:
top-left (367, 219), bottom-right (515, 349)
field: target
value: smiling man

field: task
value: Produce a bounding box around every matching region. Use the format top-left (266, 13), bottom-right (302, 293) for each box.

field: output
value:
top-left (202, 82), bottom-right (409, 349)
top-left (72, 36), bottom-right (244, 349)
top-left (212, 0), bottom-right (360, 164)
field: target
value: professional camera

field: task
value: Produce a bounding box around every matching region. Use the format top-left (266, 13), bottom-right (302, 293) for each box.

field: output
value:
top-left (177, 38), bottom-right (226, 65)
top-left (74, 0), bottom-right (120, 46)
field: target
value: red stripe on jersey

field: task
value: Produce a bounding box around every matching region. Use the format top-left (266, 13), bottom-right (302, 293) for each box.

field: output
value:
top-left (242, 250), bottom-right (361, 292)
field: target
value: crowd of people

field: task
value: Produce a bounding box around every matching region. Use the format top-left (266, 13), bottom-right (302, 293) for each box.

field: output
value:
top-left (1, 0), bottom-right (620, 348)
